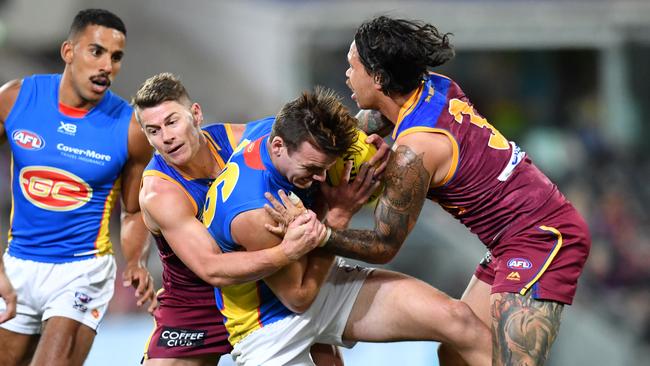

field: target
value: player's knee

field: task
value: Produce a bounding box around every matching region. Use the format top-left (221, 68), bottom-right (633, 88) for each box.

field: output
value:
top-left (444, 300), bottom-right (486, 344)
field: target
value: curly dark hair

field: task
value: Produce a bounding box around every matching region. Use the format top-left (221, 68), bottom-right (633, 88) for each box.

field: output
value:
top-left (354, 16), bottom-right (454, 96)
top-left (272, 86), bottom-right (358, 157)
top-left (69, 8), bottom-right (126, 38)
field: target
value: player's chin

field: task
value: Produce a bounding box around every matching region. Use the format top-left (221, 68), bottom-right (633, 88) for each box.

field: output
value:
top-left (293, 179), bottom-right (313, 189)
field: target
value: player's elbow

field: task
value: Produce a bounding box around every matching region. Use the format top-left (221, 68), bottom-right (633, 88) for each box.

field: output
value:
top-left (368, 240), bottom-right (401, 265)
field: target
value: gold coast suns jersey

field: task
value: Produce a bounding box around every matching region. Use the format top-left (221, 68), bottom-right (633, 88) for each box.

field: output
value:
top-left (5, 74), bottom-right (131, 263)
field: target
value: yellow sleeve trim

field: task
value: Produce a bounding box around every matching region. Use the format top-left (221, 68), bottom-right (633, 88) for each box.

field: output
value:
top-left (397, 127), bottom-right (459, 187)
top-left (143, 170), bottom-right (198, 215)
top-left (224, 123), bottom-right (238, 150)
top-left (392, 82), bottom-right (425, 140)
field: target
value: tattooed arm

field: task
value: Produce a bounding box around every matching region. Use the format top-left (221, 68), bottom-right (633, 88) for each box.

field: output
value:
top-left (355, 109), bottom-right (393, 137)
top-left (323, 132), bottom-right (454, 264)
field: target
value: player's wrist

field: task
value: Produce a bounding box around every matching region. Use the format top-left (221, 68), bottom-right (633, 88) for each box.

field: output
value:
top-left (270, 245), bottom-right (292, 267)
top-left (319, 227), bottom-right (332, 248)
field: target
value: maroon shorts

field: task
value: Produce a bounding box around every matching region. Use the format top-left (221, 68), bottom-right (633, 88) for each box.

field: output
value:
top-left (474, 203), bottom-right (591, 305)
top-left (143, 289), bottom-right (232, 361)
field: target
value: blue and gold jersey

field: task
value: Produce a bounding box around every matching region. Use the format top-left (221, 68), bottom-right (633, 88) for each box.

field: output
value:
top-left (143, 119), bottom-right (273, 295)
top-left (202, 122), bottom-right (310, 345)
top-left (5, 74), bottom-right (131, 263)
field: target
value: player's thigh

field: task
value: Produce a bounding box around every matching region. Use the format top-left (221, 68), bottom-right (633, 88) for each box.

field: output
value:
top-left (143, 355), bottom-right (221, 366)
top-left (343, 269), bottom-right (476, 343)
top-left (0, 327), bottom-right (39, 366)
top-left (30, 316), bottom-right (96, 366)
top-left (490, 291), bottom-right (564, 366)
top-left (458, 275), bottom-right (492, 327)
top-left (310, 343), bottom-right (343, 366)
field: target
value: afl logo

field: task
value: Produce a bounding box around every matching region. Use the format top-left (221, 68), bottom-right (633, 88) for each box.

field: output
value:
top-left (12, 130), bottom-right (45, 150)
top-left (507, 258), bottom-right (532, 270)
top-left (19, 166), bottom-right (93, 211)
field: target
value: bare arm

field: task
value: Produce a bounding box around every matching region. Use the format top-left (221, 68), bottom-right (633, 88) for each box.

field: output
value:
top-left (0, 79), bottom-right (22, 144)
top-left (120, 115), bottom-right (155, 310)
top-left (324, 132), bottom-right (452, 263)
top-left (355, 109), bottom-right (393, 137)
top-left (0, 79), bottom-right (22, 322)
top-left (140, 176), bottom-right (323, 287)
top-left (232, 209), bottom-right (333, 313)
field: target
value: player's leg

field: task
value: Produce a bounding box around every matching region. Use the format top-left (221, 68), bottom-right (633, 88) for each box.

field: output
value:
top-left (0, 254), bottom-right (45, 365)
top-left (0, 328), bottom-right (39, 366)
top-left (30, 317), bottom-right (96, 366)
top-left (342, 269), bottom-right (491, 366)
top-left (438, 275), bottom-right (492, 366)
top-left (491, 291), bottom-right (563, 365)
top-left (310, 343), bottom-right (344, 366)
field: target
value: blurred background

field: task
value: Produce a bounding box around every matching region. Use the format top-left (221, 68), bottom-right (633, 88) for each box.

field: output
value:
top-left (1, 0), bottom-right (649, 365)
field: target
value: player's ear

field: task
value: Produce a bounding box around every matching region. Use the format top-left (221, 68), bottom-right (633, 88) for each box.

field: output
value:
top-left (270, 136), bottom-right (285, 157)
top-left (61, 40), bottom-right (74, 64)
top-left (190, 103), bottom-right (203, 126)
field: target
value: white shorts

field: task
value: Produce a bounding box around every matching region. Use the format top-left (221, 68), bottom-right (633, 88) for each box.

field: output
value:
top-left (231, 257), bottom-right (373, 366)
top-left (0, 253), bottom-right (116, 335)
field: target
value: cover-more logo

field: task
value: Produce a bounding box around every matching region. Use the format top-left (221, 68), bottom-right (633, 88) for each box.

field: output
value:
top-left (19, 166), bottom-right (93, 211)
top-left (12, 129), bottom-right (45, 150)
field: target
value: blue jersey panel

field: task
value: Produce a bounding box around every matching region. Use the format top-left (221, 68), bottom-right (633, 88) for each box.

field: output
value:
top-left (5, 74), bottom-right (131, 263)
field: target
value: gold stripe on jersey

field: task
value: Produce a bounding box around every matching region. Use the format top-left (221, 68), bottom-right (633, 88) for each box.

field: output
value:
top-left (223, 123), bottom-right (239, 150)
top-left (143, 170), bottom-right (198, 215)
top-left (142, 289), bottom-right (164, 360)
top-left (392, 82), bottom-right (425, 140)
top-left (8, 154), bottom-right (15, 243)
top-left (395, 127), bottom-right (459, 187)
top-left (519, 225), bottom-right (563, 296)
top-left (94, 177), bottom-right (120, 256)
top-left (219, 282), bottom-right (265, 345)
top-left (202, 131), bottom-right (227, 170)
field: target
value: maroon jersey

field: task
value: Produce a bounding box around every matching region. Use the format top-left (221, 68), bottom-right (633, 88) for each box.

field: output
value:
top-left (393, 73), bottom-right (567, 250)
top-left (393, 73), bottom-right (590, 304)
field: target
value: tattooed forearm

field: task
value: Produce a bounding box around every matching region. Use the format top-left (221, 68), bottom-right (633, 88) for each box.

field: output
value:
top-left (324, 145), bottom-right (430, 264)
top-left (491, 292), bottom-right (564, 366)
top-left (355, 109), bottom-right (393, 137)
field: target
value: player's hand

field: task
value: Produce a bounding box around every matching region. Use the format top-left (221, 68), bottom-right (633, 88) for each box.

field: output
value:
top-left (263, 190), bottom-right (307, 236)
top-left (279, 210), bottom-right (327, 261)
top-left (0, 267), bottom-right (17, 324)
top-left (365, 133), bottom-right (391, 179)
top-left (122, 264), bottom-right (156, 309)
top-left (321, 160), bottom-right (379, 229)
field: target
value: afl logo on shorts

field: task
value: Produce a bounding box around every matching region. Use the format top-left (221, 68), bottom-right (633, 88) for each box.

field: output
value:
top-left (19, 166), bottom-right (93, 211)
top-left (507, 258), bottom-right (532, 270)
top-left (12, 129), bottom-right (45, 150)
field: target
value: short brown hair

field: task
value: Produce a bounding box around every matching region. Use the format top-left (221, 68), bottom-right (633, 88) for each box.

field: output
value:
top-left (132, 72), bottom-right (191, 124)
top-left (271, 87), bottom-right (358, 157)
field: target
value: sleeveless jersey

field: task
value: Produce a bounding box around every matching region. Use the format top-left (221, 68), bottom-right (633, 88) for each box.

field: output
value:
top-left (393, 73), bottom-right (567, 249)
top-left (143, 119), bottom-right (274, 297)
top-left (5, 74), bottom-right (131, 263)
top-left (203, 128), bottom-right (311, 345)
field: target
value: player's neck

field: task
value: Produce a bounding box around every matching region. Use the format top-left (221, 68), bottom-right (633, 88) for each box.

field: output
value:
top-left (374, 94), bottom-right (402, 124)
top-left (59, 71), bottom-right (100, 111)
top-left (174, 138), bottom-right (218, 179)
